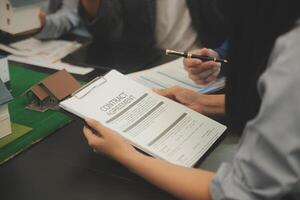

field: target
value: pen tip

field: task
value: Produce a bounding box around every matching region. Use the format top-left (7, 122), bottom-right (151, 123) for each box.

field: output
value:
top-left (224, 59), bottom-right (228, 63)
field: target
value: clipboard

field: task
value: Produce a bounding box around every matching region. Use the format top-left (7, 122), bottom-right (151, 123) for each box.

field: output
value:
top-left (60, 76), bottom-right (109, 136)
top-left (59, 70), bottom-right (227, 167)
top-left (72, 76), bottom-right (107, 99)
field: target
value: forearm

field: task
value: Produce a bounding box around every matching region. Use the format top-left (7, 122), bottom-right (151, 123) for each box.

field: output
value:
top-left (36, 13), bottom-right (77, 40)
top-left (200, 94), bottom-right (225, 116)
top-left (36, 1), bottom-right (80, 40)
top-left (81, 0), bottom-right (101, 19)
top-left (118, 151), bottom-right (213, 200)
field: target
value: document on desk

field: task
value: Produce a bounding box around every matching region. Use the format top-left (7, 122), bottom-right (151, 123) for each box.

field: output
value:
top-left (0, 38), bottom-right (94, 75)
top-left (60, 70), bottom-right (226, 167)
top-left (128, 58), bottom-right (225, 94)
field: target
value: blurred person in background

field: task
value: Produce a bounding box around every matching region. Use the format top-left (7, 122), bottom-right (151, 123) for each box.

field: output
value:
top-left (82, 0), bottom-right (300, 199)
top-left (36, 0), bottom-right (90, 40)
top-left (79, 0), bottom-right (229, 50)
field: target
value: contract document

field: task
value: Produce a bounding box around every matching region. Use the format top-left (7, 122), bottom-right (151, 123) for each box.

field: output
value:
top-left (60, 70), bottom-right (226, 167)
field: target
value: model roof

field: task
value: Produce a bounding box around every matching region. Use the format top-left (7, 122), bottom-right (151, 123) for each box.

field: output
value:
top-left (31, 85), bottom-right (49, 101)
top-left (0, 78), bottom-right (13, 105)
top-left (41, 69), bottom-right (81, 100)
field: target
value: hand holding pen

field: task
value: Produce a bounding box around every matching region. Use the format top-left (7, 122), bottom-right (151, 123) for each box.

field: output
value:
top-left (166, 48), bottom-right (224, 85)
top-left (166, 49), bottom-right (228, 64)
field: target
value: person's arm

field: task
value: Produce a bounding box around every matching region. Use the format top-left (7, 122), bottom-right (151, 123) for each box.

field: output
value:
top-left (211, 28), bottom-right (300, 200)
top-left (83, 119), bottom-right (214, 200)
top-left (81, 0), bottom-right (101, 20)
top-left (79, 0), bottom-right (123, 41)
top-left (35, 0), bottom-right (80, 40)
top-left (154, 87), bottom-right (225, 116)
top-left (213, 40), bottom-right (228, 59)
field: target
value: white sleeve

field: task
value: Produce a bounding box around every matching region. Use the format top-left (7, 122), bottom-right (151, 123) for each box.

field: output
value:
top-left (35, 0), bottom-right (80, 40)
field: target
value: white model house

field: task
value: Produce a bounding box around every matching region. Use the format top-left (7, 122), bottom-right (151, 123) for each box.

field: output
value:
top-left (0, 56), bottom-right (10, 89)
top-left (0, 78), bottom-right (13, 139)
top-left (0, 0), bottom-right (41, 34)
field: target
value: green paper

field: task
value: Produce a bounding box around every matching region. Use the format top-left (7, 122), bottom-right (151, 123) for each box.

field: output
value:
top-left (0, 64), bottom-right (72, 164)
top-left (0, 123), bottom-right (32, 149)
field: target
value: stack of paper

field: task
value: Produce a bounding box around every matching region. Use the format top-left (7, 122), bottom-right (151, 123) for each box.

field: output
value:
top-left (0, 38), bottom-right (94, 75)
top-left (128, 58), bottom-right (225, 94)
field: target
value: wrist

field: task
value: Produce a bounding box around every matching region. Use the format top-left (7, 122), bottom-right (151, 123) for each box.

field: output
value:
top-left (198, 95), bottom-right (225, 115)
top-left (117, 149), bottom-right (151, 171)
top-left (195, 95), bottom-right (210, 113)
top-left (115, 148), bottom-right (139, 165)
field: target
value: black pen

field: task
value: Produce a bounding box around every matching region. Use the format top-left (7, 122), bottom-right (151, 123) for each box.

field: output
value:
top-left (165, 49), bottom-right (228, 64)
